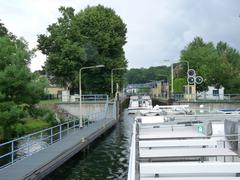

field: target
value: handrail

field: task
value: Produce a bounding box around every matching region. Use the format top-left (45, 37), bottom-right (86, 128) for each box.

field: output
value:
top-left (0, 94), bottom-right (115, 169)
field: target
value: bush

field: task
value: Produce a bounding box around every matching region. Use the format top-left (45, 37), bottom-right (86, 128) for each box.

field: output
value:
top-left (29, 107), bottom-right (56, 125)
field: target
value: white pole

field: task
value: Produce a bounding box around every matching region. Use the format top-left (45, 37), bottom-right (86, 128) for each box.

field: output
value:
top-left (187, 62), bottom-right (190, 102)
top-left (79, 65), bottom-right (104, 128)
top-left (111, 69), bottom-right (114, 97)
top-left (79, 68), bottom-right (82, 128)
top-left (111, 68), bottom-right (124, 98)
top-left (171, 63), bottom-right (174, 98)
top-left (182, 60), bottom-right (190, 101)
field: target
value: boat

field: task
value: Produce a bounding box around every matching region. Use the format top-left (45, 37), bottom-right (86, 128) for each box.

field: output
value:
top-left (128, 96), bottom-right (152, 114)
top-left (128, 113), bottom-right (240, 179)
top-left (140, 104), bottom-right (192, 116)
top-left (218, 108), bottom-right (240, 114)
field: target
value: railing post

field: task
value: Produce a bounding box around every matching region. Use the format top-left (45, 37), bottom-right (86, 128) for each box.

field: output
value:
top-left (67, 122), bottom-right (69, 135)
top-left (40, 132), bottom-right (43, 141)
top-left (59, 125), bottom-right (62, 140)
top-left (73, 120), bottom-right (76, 131)
top-left (11, 141), bottom-right (14, 164)
top-left (27, 135), bottom-right (30, 156)
top-left (50, 128), bottom-right (53, 144)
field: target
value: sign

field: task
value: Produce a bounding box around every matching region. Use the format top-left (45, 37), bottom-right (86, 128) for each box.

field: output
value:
top-left (197, 126), bottom-right (204, 133)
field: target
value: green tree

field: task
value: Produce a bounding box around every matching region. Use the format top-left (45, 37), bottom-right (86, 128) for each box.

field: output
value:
top-left (127, 66), bottom-right (170, 84)
top-left (180, 37), bottom-right (218, 92)
top-left (173, 78), bottom-right (186, 93)
top-left (180, 37), bottom-right (240, 93)
top-left (38, 5), bottom-right (127, 93)
top-left (0, 22), bottom-right (49, 140)
top-left (0, 102), bottom-right (26, 139)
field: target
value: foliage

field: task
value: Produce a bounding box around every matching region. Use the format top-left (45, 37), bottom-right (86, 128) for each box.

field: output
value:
top-left (127, 66), bottom-right (170, 84)
top-left (173, 78), bottom-right (186, 93)
top-left (180, 37), bottom-right (240, 93)
top-left (0, 25), bottom-right (46, 105)
top-left (137, 87), bottom-right (150, 94)
top-left (0, 21), bottom-right (51, 140)
top-left (38, 5), bottom-right (127, 93)
top-left (29, 108), bottom-right (56, 125)
top-left (0, 102), bottom-right (26, 139)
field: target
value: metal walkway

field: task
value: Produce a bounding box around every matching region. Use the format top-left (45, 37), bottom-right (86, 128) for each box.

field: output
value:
top-left (0, 118), bottom-right (117, 179)
top-left (0, 94), bottom-right (118, 179)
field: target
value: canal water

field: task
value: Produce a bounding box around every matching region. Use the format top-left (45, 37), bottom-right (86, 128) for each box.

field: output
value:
top-left (44, 109), bottom-right (135, 180)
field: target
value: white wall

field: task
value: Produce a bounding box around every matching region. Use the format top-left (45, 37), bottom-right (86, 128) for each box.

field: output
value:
top-left (198, 86), bottom-right (224, 100)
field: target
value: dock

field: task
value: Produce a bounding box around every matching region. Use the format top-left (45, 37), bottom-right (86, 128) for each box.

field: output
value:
top-left (0, 95), bottom-right (119, 179)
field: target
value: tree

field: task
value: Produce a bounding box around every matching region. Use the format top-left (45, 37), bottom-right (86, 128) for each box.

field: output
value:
top-left (0, 35), bottom-right (45, 105)
top-left (180, 37), bottom-right (240, 93)
top-left (38, 5), bottom-right (127, 93)
top-left (180, 37), bottom-right (218, 91)
top-left (126, 66), bottom-right (170, 84)
top-left (0, 21), bottom-right (49, 140)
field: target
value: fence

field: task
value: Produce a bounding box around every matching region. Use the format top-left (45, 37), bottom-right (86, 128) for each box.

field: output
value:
top-left (173, 93), bottom-right (240, 102)
top-left (0, 94), bottom-right (115, 169)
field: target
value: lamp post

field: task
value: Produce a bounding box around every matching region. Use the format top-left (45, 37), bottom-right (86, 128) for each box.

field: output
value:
top-left (111, 68), bottom-right (125, 98)
top-left (79, 65), bottom-right (105, 128)
top-left (164, 60), bottom-right (189, 99)
top-left (181, 60), bottom-right (190, 101)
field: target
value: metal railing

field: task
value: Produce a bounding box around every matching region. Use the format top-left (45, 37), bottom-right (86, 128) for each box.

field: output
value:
top-left (173, 93), bottom-right (240, 102)
top-left (0, 94), bottom-right (115, 169)
top-left (68, 94), bottom-right (108, 103)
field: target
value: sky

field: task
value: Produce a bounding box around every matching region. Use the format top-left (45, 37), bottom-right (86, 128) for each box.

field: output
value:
top-left (0, 0), bottom-right (239, 71)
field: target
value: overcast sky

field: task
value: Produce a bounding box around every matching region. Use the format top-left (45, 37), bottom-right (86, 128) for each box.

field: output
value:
top-left (0, 0), bottom-right (239, 71)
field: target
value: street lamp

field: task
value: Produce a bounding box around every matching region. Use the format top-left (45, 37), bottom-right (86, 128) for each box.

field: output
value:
top-left (79, 64), bottom-right (105, 128)
top-left (111, 68), bottom-right (125, 97)
top-left (164, 60), bottom-right (189, 99)
top-left (181, 60), bottom-right (190, 101)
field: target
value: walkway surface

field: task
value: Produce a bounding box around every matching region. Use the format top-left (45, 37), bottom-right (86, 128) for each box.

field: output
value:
top-left (0, 118), bottom-right (116, 180)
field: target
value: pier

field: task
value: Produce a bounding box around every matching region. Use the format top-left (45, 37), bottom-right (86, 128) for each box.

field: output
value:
top-left (0, 95), bottom-right (119, 179)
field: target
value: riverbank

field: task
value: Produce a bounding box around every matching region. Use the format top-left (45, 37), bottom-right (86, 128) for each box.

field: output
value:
top-left (0, 99), bottom-right (59, 142)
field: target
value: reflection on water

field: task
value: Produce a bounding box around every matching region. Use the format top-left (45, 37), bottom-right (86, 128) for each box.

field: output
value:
top-left (45, 109), bottom-right (135, 180)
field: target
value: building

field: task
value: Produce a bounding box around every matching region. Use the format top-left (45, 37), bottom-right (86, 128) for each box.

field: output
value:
top-left (45, 85), bottom-right (65, 99)
top-left (150, 80), bottom-right (169, 98)
top-left (198, 86), bottom-right (225, 100)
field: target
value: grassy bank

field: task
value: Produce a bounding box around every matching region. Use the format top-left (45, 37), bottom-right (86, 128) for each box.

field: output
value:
top-left (0, 101), bottom-right (58, 142)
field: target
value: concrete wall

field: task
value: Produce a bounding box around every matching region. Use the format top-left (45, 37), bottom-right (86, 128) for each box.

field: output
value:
top-left (57, 102), bottom-right (115, 120)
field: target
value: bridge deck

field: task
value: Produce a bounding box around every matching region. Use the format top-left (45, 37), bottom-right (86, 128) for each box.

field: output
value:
top-left (0, 118), bottom-right (116, 180)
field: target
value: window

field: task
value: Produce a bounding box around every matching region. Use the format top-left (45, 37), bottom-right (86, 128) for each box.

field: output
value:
top-left (213, 89), bottom-right (219, 96)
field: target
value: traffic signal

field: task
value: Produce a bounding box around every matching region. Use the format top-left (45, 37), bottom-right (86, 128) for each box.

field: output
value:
top-left (196, 76), bottom-right (203, 84)
top-left (187, 69), bottom-right (203, 85)
top-left (187, 77), bottom-right (195, 84)
top-left (187, 69), bottom-right (195, 77)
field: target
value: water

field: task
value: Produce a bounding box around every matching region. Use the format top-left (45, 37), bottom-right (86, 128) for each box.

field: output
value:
top-left (44, 109), bottom-right (135, 180)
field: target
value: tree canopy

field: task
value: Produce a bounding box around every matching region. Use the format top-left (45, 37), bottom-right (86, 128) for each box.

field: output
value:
top-left (0, 21), bottom-right (49, 140)
top-left (180, 37), bottom-right (240, 93)
top-left (38, 5), bottom-right (127, 94)
top-left (127, 66), bottom-right (170, 84)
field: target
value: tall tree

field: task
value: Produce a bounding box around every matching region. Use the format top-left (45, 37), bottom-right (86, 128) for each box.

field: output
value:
top-left (180, 37), bottom-right (240, 93)
top-left (38, 5), bottom-right (127, 93)
top-left (0, 21), bottom-right (49, 139)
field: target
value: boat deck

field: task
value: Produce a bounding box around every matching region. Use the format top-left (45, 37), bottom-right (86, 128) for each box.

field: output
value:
top-left (128, 115), bottom-right (240, 180)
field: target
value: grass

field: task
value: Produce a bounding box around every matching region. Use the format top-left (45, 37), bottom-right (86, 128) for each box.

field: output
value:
top-left (23, 119), bottom-right (50, 134)
top-left (39, 99), bottom-right (61, 105)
